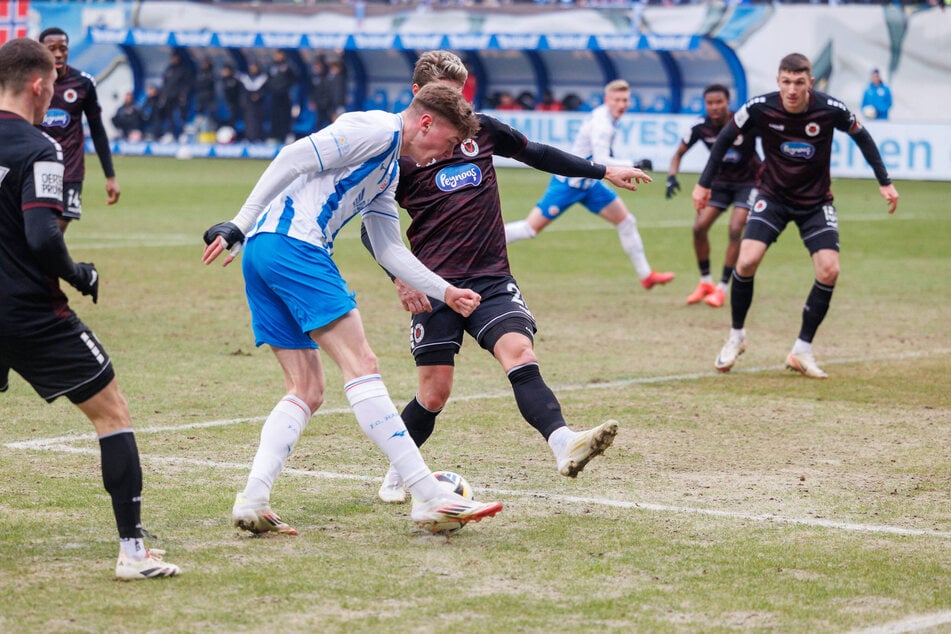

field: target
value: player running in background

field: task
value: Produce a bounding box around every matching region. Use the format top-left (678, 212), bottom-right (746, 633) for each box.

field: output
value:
top-left (504, 79), bottom-right (674, 291)
top-left (37, 27), bottom-right (119, 232)
top-left (202, 83), bottom-right (503, 536)
top-left (367, 51), bottom-right (651, 503)
top-left (666, 84), bottom-right (760, 308)
top-left (0, 38), bottom-right (179, 580)
top-left (693, 53), bottom-right (899, 378)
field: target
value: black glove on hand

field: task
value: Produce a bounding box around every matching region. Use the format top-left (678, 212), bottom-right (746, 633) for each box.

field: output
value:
top-left (633, 158), bottom-right (653, 171)
top-left (665, 175), bottom-right (681, 199)
top-left (203, 221), bottom-right (245, 250)
top-left (71, 262), bottom-right (99, 304)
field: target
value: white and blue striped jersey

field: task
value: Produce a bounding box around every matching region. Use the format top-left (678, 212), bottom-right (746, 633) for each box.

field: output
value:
top-left (237, 110), bottom-right (402, 254)
top-left (229, 109), bottom-right (451, 302)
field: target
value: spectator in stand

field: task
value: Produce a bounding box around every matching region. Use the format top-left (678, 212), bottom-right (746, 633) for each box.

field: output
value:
top-left (495, 91), bottom-right (522, 110)
top-left (193, 58), bottom-right (217, 127)
top-left (308, 56), bottom-right (333, 132)
top-left (267, 49), bottom-right (298, 144)
top-left (325, 56), bottom-right (348, 123)
top-left (536, 89), bottom-right (563, 112)
top-left (111, 91), bottom-right (144, 141)
top-left (155, 49), bottom-right (193, 142)
top-left (238, 61), bottom-right (268, 142)
top-left (861, 68), bottom-right (892, 120)
top-left (218, 64), bottom-right (243, 130)
top-left (140, 84), bottom-right (161, 140)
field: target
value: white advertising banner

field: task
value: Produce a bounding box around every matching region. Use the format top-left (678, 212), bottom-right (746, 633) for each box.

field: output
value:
top-left (487, 111), bottom-right (951, 182)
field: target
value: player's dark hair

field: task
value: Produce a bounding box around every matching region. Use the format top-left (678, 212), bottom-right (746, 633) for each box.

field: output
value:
top-left (779, 53), bottom-right (811, 75)
top-left (409, 82), bottom-right (480, 140)
top-left (0, 37), bottom-right (55, 92)
top-left (38, 27), bottom-right (68, 44)
top-left (703, 83), bottom-right (730, 100)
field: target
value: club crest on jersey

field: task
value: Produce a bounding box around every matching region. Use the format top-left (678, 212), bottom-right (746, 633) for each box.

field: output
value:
top-left (63, 88), bottom-right (79, 104)
top-left (459, 138), bottom-right (479, 157)
top-left (780, 141), bottom-right (815, 159)
top-left (435, 163), bottom-right (482, 192)
top-left (804, 122), bottom-right (821, 137)
top-left (42, 108), bottom-right (70, 128)
top-left (753, 199), bottom-right (768, 214)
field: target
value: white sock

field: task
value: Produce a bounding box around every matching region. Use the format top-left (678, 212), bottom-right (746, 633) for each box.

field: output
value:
top-left (243, 395), bottom-right (311, 502)
top-left (730, 327), bottom-right (746, 342)
top-left (791, 338), bottom-right (812, 355)
top-left (616, 214), bottom-right (652, 279)
top-left (700, 274), bottom-right (714, 285)
top-left (547, 426), bottom-right (573, 457)
top-left (504, 219), bottom-right (537, 244)
top-left (119, 537), bottom-right (146, 560)
top-left (344, 375), bottom-right (443, 501)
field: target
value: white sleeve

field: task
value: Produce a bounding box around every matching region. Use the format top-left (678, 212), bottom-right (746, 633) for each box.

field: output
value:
top-left (362, 200), bottom-right (450, 302)
top-left (588, 115), bottom-right (630, 168)
top-left (229, 137), bottom-right (325, 234)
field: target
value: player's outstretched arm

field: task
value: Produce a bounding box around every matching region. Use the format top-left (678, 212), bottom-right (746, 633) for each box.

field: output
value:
top-left (880, 184), bottom-right (899, 214)
top-left (604, 166), bottom-right (652, 192)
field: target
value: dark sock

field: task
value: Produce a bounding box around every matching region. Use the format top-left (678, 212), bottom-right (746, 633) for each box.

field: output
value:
top-left (99, 431), bottom-right (143, 539)
top-left (799, 280), bottom-right (835, 343)
top-left (400, 396), bottom-right (440, 447)
top-left (730, 271), bottom-right (755, 330)
top-left (507, 363), bottom-right (565, 441)
top-left (698, 259), bottom-right (711, 277)
top-left (720, 266), bottom-right (734, 286)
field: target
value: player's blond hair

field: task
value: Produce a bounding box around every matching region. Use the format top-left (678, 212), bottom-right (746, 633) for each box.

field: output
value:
top-left (407, 82), bottom-right (480, 139)
top-left (413, 50), bottom-right (468, 89)
top-left (605, 79), bottom-right (631, 95)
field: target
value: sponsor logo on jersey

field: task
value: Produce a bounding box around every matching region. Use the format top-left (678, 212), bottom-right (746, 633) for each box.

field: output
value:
top-left (63, 88), bottom-right (78, 104)
top-left (753, 199), bottom-right (767, 213)
top-left (435, 163), bottom-right (482, 191)
top-left (780, 141), bottom-right (815, 159)
top-left (34, 161), bottom-right (64, 200)
top-left (42, 109), bottom-right (70, 128)
top-left (460, 138), bottom-right (479, 157)
top-left (805, 122), bottom-right (820, 137)
top-left (723, 149), bottom-right (741, 163)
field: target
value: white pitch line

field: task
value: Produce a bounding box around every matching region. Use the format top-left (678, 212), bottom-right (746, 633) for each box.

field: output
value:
top-left (8, 439), bottom-right (951, 540)
top-left (4, 347), bottom-right (949, 539)
top-left (846, 611), bottom-right (951, 634)
top-left (10, 346), bottom-right (948, 451)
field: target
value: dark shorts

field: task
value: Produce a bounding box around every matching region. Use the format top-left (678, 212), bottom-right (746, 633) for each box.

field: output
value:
top-left (61, 181), bottom-right (83, 220)
top-left (709, 183), bottom-right (755, 211)
top-left (0, 315), bottom-right (115, 403)
top-left (409, 275), bottom-right (537, 366)
top-left (743, 194), bottom-right (840, 255)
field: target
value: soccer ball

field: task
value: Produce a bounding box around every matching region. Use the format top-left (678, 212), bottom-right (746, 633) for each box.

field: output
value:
top-left (430, 470), bottom-right (474, 534)
top-left (432, 470), bottom-right (473, 499)
top-left (862, 105), bottom-right (878, 120)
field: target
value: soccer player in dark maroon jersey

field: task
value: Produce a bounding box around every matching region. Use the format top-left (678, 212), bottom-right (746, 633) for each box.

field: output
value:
top-left (0, 38), bottom-right (178, 580)
top-left (667, 84), bottom-right (761, 308)
top-left (37, 27), bottom-right (120, 233)
top-left (692, 53), bottom-right (899, 379)
top-left (369, 51), bottom-right (652, 503)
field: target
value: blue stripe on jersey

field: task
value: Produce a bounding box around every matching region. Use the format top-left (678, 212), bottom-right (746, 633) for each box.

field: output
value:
top-left (308, 134), bottom-right (325, 171)
top-left (314, 130), bottom-right (401, 241)
top-left (276, 195), bottom-right (295, 235)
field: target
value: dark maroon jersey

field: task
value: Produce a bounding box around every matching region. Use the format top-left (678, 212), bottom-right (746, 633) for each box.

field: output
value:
top-left (733, 90), bottom-right (856, 207)
top-left (37, 65), bottom-right (103, 182)
top-left (683, 114), bottom-right (760, 187)
top-left (396, 114), bottom-right (528, 279)
top-left (0, 111), bottom-right (73, 335)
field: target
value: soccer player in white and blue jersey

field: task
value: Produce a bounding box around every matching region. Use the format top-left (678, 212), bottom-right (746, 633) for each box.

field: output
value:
top-left (202, 83), bottom-right (503, 535)
top-left (504, 79), bottom-right (674, 290)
